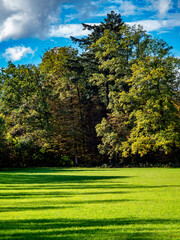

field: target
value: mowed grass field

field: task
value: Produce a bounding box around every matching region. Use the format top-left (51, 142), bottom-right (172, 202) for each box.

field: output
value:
top-left (0, 168), bottom-right (179, 240)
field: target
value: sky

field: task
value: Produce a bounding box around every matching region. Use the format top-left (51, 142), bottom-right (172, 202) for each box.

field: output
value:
top-left (0, 0), bottom-right (180, 67)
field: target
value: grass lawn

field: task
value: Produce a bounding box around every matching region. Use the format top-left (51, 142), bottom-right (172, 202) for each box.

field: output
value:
top-left (0, 168), bottom-right (179, 239)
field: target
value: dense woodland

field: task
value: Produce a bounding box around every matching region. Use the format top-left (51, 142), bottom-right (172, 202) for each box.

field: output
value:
top-left (0, 12), bottom-right (180, 167)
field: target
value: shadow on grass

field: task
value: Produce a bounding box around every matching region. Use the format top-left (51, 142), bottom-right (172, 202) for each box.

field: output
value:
top-left (0, 168), bottom-right (125, 173)
top-left (0, 173), bottom-right (129, 185)
top-left (0, 169), bottom-right (179, 204)
top-left (1, 183), bottom-right (179, 192)
top-left (0, 206), bottom-right (76, 212)
top-left (1, 169), bottom-right (179, 189)
top-left (0, 191), bottom-right (74, 199)
top-left (0, 169), bottom-right (180, 239)
top-left (0, 199), bottom-right (133, 212)
top-left (0, 218), bottom-right (179, 240)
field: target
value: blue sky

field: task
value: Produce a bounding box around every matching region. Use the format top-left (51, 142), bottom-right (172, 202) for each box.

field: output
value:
top-left (0, 0), bottom-right (180, 67)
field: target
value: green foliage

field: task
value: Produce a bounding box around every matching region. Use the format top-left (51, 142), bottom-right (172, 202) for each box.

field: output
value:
top-left (0, 63), bottom-right (51, 165)
top-left (60, 155), bottom-right (73, 166)
top-left (40, 47), bottom-right (85, 164)
top-left (91, 21), bottom-right (180, 161)
top-left (118, 56), bottom-right (180, 157)
top-left (0, 114), bottom-right (6, 154)
top-left (97, 53), bottom-right (180, 160)
top-left (0, 12), bottom-right (179, 166)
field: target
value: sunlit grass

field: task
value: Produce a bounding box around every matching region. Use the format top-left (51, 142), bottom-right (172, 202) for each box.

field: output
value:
top-left (0, 167), bottom-right (179, 239)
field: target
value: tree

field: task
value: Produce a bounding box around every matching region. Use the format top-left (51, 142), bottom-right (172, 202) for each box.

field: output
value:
top-left (71, 11), bottom-right (124, 49)
top-left (41, 46), bottom-right (100, 165)
top-left (96, 37), bottom-right (180, 163)
top-left (0, 12), bottom-right (179, 167)
top-left (89, 25), bottom-right (150, 108)
top-left (120, 56), bottom-right (180, 158)
top-left (71, 11), bottom-right (125, 107)
top-left (0, 62), bottom-right (51, 166)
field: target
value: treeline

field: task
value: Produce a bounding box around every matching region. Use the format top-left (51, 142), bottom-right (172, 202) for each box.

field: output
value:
top-left (0, 12), bottom-right (180, 167)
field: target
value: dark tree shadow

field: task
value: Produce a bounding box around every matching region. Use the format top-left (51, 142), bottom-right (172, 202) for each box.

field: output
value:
top-left (0, 218), bottom-right (179, 239)
top-left (0, 173), bottom-right (130, 185)
top-left (0, 168), bottom-right (179, 239)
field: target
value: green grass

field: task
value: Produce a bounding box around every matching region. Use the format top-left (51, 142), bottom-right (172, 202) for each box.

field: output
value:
top-left (0, 168), bottom-right (179, 240)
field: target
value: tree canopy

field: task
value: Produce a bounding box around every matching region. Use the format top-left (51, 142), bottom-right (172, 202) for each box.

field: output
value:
top-left (0, 11), bottom-right (179, 167)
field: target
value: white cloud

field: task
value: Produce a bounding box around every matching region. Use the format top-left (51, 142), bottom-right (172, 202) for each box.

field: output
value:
top-left (150, 0), bottom-right (172, 17)
top-left (0, 0), bottom-right (102, 42)
top-left (49, 24), bottom-right (98, 38)
top-left (119, 1), bottom-right (137, 16)
top-left (128, 20), bottom-right (161, 32)
top-left (158, 0), bottom-right (172, 16)
top-left (103, 0), bottom-right (137, 16)
top-left (0, 0), bottom-right (63, 42)
top-left (0, 0), bottom-right (179, 42)
top-left (2, 45), bottom-right (35, 61)
top-left (128, 14), bottom-right (180, 32)
top-left (62, 0), bottom-right (103, 22)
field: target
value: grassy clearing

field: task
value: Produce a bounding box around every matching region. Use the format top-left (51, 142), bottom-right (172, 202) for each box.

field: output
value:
top-left (0, 167), bottom-right (179, 239)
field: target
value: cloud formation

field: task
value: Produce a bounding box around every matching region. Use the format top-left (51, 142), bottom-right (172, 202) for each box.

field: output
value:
top-left (0, 0), bottom-right (179, 43)
top-left (107, 0), bottom-right (137, 16)
top-left (0, 0), bottom-right (100, 42)
top-left (0, 0), bottom-right (64, 42)
top-left (50, 24), bottom-right (99, 38)
top-left (150, 0), bottom-right (172, 17)
top-left (2, 45), bottom-right (35, 61)
top-left (128, 13), bottom-right (180, 32)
